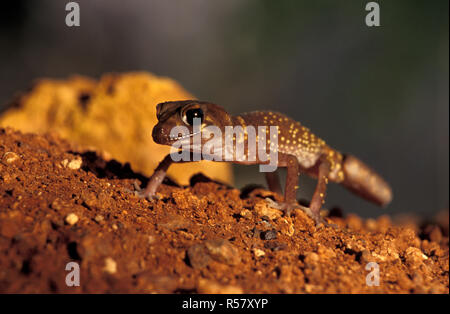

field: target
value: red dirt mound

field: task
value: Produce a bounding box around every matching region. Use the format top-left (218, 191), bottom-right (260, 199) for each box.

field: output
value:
top-left (0, 128), bottom-right (448, 293)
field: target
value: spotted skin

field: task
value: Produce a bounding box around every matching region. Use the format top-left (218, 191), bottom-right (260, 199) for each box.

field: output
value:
top-left (144, 100), bottom-right (393, 225)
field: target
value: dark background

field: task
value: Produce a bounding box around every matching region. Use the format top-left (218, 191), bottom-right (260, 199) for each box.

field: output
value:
top-left (0, 0), bottom-right (448, 218)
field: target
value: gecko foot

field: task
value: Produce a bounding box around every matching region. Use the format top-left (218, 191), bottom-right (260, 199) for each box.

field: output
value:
top-left (127, 180), bottom-right (161, 201)
top-left (265, 198), bottom-right (338, 229)
top-left (264, 198), bottom-right (312, 217)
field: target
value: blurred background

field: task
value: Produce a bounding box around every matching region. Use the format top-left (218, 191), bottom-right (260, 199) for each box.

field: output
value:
top-left (0, 0), bottom-right (448, 218)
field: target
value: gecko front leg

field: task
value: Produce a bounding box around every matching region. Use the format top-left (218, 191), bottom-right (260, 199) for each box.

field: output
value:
top-left (139, 153), bottom-right (174, 199)
top-left (139, 152), bottom-right (220, 200)
top-left (309, 161), bottom-right (331, 225)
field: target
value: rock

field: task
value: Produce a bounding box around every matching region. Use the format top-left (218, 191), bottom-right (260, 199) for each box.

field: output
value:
top-left (264, 241), bottom-right (286, 251)
top-left (67, 157), bottom-right (82, 170)
top-left (135, 273), bottom-right (178, 293)
top-left (405, 247), bottom-right (427, 268)
top-left (346, 214), bottom-right (363, 230)
top-left (197, 278), bottom-right (243, 294)
top-left (279, 217), bottom-right (295, 237)
top-left (65, 213), bottom-right (79, 225)
top-left (429, 226), bottom-right (443, 243)
top-left (187, 239), bottom-right (241, 269)
top-left (261, 229), bottom-right (277, 240)
top-left (253, 248), bottom-right (266, 257)
top-left (3, 151), bottom-right (19, 164)
top-left (204, 239), bottom-right (241, 266)
top-left (187, 244), bottom-right (211, 269)
top-left (304, 252), bottom-right (319, 268)
top-left (103, 257), bottom-right (117, 274)
top-left (157, 214), bottom-right (191, 232)
top-left (254, 200), bottom-right (282, 220)
top-left (239, 209), bottom-right (252, 219)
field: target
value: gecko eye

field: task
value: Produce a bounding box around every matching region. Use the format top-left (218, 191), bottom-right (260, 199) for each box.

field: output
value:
top-left (182, 108), bottom-right (204, 126)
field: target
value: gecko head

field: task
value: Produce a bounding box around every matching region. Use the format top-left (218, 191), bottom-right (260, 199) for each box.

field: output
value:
top-left (152, 100), bottom-right (233, 146)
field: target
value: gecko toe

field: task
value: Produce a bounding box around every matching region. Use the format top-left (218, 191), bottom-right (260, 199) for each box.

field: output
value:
top-left (128, 180), bottom-right (161, 201)
top-left (264, 198), bottom-right (306, 217)
top-left (137, 191), bottom-right (161, 201)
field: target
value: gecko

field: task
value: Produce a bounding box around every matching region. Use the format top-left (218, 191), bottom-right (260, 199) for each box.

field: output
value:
top-left (140, 100), bottom-right (393, 225)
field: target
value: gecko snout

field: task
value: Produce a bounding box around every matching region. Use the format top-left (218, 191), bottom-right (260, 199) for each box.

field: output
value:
top-left (152, 124), bottom-right (166, 144)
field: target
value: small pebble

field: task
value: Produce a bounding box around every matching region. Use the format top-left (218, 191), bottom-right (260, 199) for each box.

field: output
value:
top-left (3, 152), bottom-right (19, 164)
top-left (65, 213), bottom-right (79, 225)
top-left (429, 226), bottom-right (442, 243)
top-left (261, 229), bottom-right (277, 240)
top-left (405, 247), bottom-right (428, 267)
top-left (103, 257), bottom-right (117, 274)
top-left (304, 252), bottom-right (320, 266)
top-left (204, 239), bottom-right (241, 266)
top-left (67, 157), bottom-right (82, 170)
top-left (253, 248), bottom-right (265, 257)
top-left (197, 278), bottom-right (243, 294)
top-left (264, 241), bottom-right (286, 251)
top-left (239, 209), bottom-right (252, 219)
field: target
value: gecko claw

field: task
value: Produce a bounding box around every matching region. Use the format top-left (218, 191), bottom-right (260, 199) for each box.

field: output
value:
top-left (265, 198), bottom-right (338, 229)
top-left (130, 180), bottom-right (161, 201)
top-left (264, 198), bottom-right (311, 217)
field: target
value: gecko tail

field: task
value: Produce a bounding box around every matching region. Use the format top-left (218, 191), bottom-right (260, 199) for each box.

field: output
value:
top-left (341, 154), bottom-right (393, 207)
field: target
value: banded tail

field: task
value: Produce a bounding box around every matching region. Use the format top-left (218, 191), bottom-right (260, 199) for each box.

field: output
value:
top-left (341, 154), bottom-right (392, 207)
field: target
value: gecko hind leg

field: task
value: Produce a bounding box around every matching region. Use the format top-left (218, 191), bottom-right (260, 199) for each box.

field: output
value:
top-left (309, 161), bottom-right (338, 228)
top-left (264, 154), bottom-right (304, 216)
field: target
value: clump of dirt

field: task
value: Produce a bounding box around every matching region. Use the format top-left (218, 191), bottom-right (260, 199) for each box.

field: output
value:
top-left (0, 128), bottom-right (448, 293)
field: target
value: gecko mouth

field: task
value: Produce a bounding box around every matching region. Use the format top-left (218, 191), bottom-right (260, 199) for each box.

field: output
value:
top-left (169, 131), bottom-right (202, 141)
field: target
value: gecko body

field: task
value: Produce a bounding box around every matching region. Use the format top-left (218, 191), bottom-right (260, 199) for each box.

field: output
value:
top-left (144, 100), bottom-right (393, 225)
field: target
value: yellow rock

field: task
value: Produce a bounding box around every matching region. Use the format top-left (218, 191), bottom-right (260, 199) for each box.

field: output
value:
top-left (0, 72), bottom-right (232, 186)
